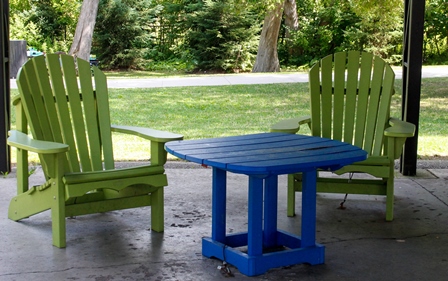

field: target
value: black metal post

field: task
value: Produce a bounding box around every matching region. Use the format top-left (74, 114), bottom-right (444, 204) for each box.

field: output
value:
top-left (401, 0), bottom-right (425, 176)
top-left (0, 0), bottom-right (10, 173)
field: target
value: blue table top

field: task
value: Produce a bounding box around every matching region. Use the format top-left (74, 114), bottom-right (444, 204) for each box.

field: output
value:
top-left (165, 133), bottom-right (367, 176)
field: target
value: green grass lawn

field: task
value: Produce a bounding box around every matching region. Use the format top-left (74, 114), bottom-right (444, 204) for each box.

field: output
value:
top-left (412, 78), bottom-right (448, 158)
top-left (9, 77), bottom-right (448, 162)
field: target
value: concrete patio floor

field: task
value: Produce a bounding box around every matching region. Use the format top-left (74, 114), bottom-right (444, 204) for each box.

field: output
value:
top-left (0, 161), bottom-right (447, 281)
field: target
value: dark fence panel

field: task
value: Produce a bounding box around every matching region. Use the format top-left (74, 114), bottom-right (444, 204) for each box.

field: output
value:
top-left (9, 40), bottom-right (26, 78)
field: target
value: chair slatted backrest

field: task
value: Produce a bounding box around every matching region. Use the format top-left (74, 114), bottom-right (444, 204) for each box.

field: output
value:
top-left (308, 51), bottom-right (395, 156)
top-left (16, 54), bottom-right (115, 173)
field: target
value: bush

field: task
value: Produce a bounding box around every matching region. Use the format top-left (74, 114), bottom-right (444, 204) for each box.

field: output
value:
top-left (184, 0), bottom-right (260, 72)
top-left (279, 4), bottom-right (360, 67)
top-left (93, 0), bottom-right (159, 69)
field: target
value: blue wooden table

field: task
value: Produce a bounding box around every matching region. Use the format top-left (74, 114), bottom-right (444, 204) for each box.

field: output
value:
top-left (165, 133), bottom-right (367, 276)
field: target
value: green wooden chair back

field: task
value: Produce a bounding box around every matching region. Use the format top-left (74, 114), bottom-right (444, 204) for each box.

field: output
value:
top-left (16, 54), bottom-right (115, 174)
top-left (308, 51), bottom-right (395, 157)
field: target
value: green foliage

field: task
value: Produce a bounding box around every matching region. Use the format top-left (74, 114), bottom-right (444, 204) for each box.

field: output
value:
top-left (280, 1), bottom-right (360, 67)
top-left (10, 12), bottom-right (41, 48)
top-left (94, 0), bottom-right (186, 70)
top-left (348, 0), bottom-right (403, 60)
top-left (8, 0), bottom-right (448, 69)
top-left (144, 0), bottom-right (189, 61)
top-left (144, 58), bottom-right (196, 73)
top-left (279, 0), bottom-right (404, 67)
top-left (10, 0), bottom-right (79, 53)
top-left (183, 0), bottom-right (260, 72)
top-left (423, 0), bottom-right (448, 64)
top-left (93, 0), bottom-right (149, 69)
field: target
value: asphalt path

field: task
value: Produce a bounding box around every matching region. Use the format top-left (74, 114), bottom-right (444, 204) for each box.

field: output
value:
top-left (9, 65), bottom-right (448, 89)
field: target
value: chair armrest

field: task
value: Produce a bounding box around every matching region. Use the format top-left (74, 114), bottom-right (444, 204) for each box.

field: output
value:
top-left (7, 130), bottom-right (69, 154)
top-left (384, 118), bottom-right (415, 138)
top-left (270, 116), bottom-right (311, 134)
top-left (111, 125), bottom-right (183, 143)
top-left (111, 125), bottom-right (183, 166)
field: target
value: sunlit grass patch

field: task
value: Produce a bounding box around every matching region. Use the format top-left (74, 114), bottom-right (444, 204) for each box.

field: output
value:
top-left (8, 77), bottom-right (448, 163)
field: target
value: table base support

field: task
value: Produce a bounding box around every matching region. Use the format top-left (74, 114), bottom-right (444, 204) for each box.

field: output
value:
top-left (202, 230), bottom-right (325, 276)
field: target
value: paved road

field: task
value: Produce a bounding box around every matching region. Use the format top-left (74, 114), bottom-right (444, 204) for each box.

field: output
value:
top-left (9, 66), bottom-right (448, 89)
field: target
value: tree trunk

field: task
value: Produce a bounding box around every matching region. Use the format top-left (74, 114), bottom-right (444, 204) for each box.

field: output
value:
top-left (283, 0), bottom-right (298, 59)
top-left (68, 0), bottom-right (100, 61)
top-left (284, 0), bottom-right (298, 38)
top-left (252, 2), bottom-right (284, 72)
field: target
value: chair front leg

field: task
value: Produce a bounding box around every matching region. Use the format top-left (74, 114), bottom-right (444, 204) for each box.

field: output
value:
top-left (385, 137), bottom-right (396, 222)
top-left (14, 100), bottom-right (29, 194)
top-left (50, 153), bottom-right (67, 248)
top-left (385, 168), bottom-right (394, 222)
top-left (151, 187), bottom-right (164, 232)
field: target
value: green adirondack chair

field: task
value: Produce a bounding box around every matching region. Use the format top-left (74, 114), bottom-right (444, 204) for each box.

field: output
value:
top-left (7, 54), bottom-right (183, 248)
top-left (271, 51), bottom-right (415, 221)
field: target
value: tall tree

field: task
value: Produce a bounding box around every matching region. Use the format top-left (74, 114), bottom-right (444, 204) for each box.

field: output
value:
top-left (252, 0), bottom-right (298, 72)
top-left (252, 1), bottom-right (284, 72)
top-left (283, 0), bottom-right (298, 38)
top-left (184, 0), bottom-right (260, 72)
top-left (93, 0), bottom-right (154, 69)
top-left (69, 0), bottom-right (100, 61)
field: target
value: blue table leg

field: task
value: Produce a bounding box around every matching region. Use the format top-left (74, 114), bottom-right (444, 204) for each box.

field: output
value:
top-left (248, 176), bottom-right (263, 256)
top-left (204, 169), bottom-right (324, 276)
top-left (212, 167), bottom-right (227, 243)
top-left (301, 170), bottom-right (317, 247)
top-left (263, 175), bottom-right (278, 248)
